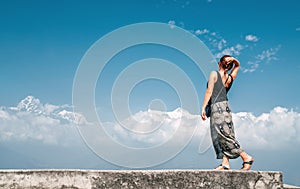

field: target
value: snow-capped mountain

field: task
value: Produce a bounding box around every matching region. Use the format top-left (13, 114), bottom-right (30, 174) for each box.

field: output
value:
top-left (166, 107), bottom-right (200, 120)
top-left (17, 96), bottom-right (43, 114)
top-left (8, 96), bottom-right (85, 124)
top-left (10, 96), bottom-right (200, 126)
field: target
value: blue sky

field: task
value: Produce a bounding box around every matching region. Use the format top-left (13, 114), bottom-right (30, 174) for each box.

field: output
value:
top-left (1, 0), bottom-right (300, 186)
top-left (0, 0), bottom-right (299, 113)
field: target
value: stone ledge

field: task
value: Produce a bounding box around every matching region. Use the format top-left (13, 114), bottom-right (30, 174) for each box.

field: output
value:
top-left (283, 184), bottom-right (300, 189)
top-left (0, 169), bottom-right (282, 189)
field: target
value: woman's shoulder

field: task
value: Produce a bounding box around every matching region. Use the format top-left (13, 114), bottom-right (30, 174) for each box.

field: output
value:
top-left (209, 70), bottom-right (219, 79)
top-left (208, 71), bottom-right (219, 83)
top-left (210, 70), bottom-right (218, 76)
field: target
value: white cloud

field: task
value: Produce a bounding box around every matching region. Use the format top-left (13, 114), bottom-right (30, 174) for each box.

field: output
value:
top-left (0, 96), bottom-right (86, 146)
top-left (167, 20), bottom-right (185, 29)
top-left (0, 110), bottom-right (68, 145)
top-left (101, 105), bottom-right (300, 152)
top-left (116, 106), bottom-right (300, 151)
top-left (256, 45), bottom-right (281, 63)
top-left (195, 29), bottom-right (209, 35)
top-left (0, 96), bottom-right (203, 149)
top-left (214, 44), bottom-right (244, 59)
top-left (168, 20), bottom-right (176, 29)
top-left (0, 109), bottom-right (10, 120)
top-left (242, 61), bottom-right (259, 73)
top-left (217, 39), bottom-right (227, 51)
top-left (176, 21), bottom-right (281, 73)
top-left (191, 26), bottom-right (246, 59)
top-left (242, 45), bottom-right (281, 73)
top-left (2, 96), bottom-right (299, 152)
top-left (101, 108), bottom-right (204, 148)
top-left (245, 34), bottom-right (259, 42)
top-left (233, 107), bottom-right (300, 150)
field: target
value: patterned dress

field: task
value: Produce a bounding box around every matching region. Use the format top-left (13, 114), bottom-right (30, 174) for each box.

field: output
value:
top-left (209, 71), bottom-right (243, 159)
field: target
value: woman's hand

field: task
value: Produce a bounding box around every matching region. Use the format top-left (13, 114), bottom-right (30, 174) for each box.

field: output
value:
top-left (201, 107), bottom-right (207, 121)
top-left (227, 56), bottom-right (236, 63)
top-left (227, 57), bottom-right (240, 80)
top-left (201, 71), bottom-right (216, 121)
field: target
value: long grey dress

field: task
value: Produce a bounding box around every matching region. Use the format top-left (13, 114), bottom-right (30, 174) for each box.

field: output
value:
top-left (210, 71), bottom-right (243, 159)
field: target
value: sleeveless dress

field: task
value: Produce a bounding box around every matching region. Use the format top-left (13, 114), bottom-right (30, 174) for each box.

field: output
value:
top-left (210, 71), bottom-right (243, 159)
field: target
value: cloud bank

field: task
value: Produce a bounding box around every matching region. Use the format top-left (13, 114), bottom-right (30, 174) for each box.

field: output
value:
top-left (0, 96), bottom-right (85, 146)
top-left (233, 107), bottom-right (300, 150)
top-left (1, 96), bottom-right (299, 152)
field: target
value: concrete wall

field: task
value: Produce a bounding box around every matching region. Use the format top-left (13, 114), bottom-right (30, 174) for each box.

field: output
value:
top-left (0, 169), bottom-right (282, 189)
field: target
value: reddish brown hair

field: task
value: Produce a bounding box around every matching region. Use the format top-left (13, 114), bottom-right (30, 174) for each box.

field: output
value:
top-left (219, 55), bottom-right (231, 63)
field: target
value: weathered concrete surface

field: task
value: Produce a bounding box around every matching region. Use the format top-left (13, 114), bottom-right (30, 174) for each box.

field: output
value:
top-left (283, 184), bottom-right (300, 189)
top-left (0, 169), bottom-right (282, 189)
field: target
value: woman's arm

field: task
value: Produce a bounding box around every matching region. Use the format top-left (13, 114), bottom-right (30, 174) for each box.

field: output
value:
top-left (228, 57), bottom-right (240, 80)
top-left (201, 71), bottom-right (217, 120)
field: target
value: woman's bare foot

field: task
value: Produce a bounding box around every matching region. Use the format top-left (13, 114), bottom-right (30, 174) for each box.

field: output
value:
top-left (241, 157), bottom-right (254, 170)
top-left (215, 164), bottom-right (230, 170)
top-left (240, 152), bottom-right (254, 170)
top-left (215, 155), bottom-right (230, 170)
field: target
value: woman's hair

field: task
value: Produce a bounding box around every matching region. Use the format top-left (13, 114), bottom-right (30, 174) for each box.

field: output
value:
top-left (219, 55), bottom-right (231, 63)
top-left (219, 55), bottom-right (233, 70)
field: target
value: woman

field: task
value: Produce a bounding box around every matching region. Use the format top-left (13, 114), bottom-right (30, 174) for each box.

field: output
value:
top-left (201, 55), bottom-right (254, 170)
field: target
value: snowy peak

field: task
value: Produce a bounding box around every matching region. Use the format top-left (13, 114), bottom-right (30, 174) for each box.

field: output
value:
top-left (17, 96), bottom-right (43, 114)
top-left (167, 107), bottom-right (199, 120)
top-left (13, 96), bottom-right (85, 124)
top-left (167, 108), bottom-right (183, 119)
top-left (143, 107), bottom-right (198, 120)
top-left (12, 96), bottom-right (197, 125)
top-left (57, 110), bottom-right (86, 125)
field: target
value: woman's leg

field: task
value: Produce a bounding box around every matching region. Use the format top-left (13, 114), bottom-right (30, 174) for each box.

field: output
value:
top-left (240, 151), bottom-right (254, 170)
top-left (215, 155), bottom-right (230, 170)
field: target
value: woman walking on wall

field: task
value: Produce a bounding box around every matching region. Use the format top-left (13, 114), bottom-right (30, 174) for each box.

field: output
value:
top-left (201, 55), bottom-right (254, 170)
